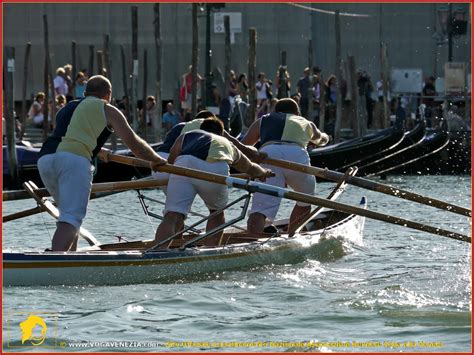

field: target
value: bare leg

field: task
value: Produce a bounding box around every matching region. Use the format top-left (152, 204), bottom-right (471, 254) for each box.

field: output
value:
top-left (51, 222), bottom-right (78, 251)
top-left (70, 235), bottom-right (79, 251)
top-left (247, 212), bottom-right (266, 234)
top-left (154, 212), bottom-right (185, 249)
top-left (205, 210), bottom-right (225, 246)
top-left (288, 205), bottom-right (311, 234)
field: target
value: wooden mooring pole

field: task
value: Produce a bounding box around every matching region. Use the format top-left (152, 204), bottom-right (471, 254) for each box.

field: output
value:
top-left (348, 54), bottom-right (360, 137)
top-left (153, 3), bottom-right (163, 141)
top-left (120, 44), bottom-right (130, 122)
top-left (142, 49), bottom-right (148, 139)
top-left (277, 51), bottom-right (288, 99)
top-left (191, 3), bottom-right (199, 119)
top-left (224, 16), bottom-right (231, 105)
top-left (130, 6), bottom-right (139, 132)
top-left (4, 46), bottom-right (19, 188)
top-left (334, 10), bottom-right (343, 142)
top-left (20, 42), bottom-right (31, 140)
top-left (307, 39), bottom-right (314, 121)
top-left (71, 41), bottom-right (77, 99)
top-left (88, 45), bottom-right (94, 77)
top-left (247, 27), bottom-right (257, 127)
top-left (381, 42), bottom-right (390, 128)
top-left (43, 14), bottom-right (55, 140)
top-left (319, 73), bottom-right (326, 132)
top-left (96, 50), bottom-right (105, 76)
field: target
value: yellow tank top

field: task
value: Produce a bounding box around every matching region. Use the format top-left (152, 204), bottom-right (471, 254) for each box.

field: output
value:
top-left (57, 96), bottom-right (109, 160)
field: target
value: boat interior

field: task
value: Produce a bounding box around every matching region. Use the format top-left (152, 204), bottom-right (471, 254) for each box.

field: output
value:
top-left (96, 209), bottom-right (351, 252)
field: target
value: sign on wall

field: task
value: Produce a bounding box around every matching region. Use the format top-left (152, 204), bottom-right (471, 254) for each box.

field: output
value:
top-left (214, 12), bottom-right (242, 43)
top-left (391, 68), bottom-right (423, 93)
top-left (444, 62), bottom-right (467, 93)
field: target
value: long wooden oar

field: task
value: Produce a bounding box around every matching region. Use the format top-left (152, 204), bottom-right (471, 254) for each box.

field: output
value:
top-left (2, 179), bottom-right (168, 202)
top-left (105, 153), bottom-right (470, 243)
top-left (264, 158), bottom-right (471, 217)
top-left (2, 178), bottom-right (168, 222)
top-left (3, 206), bottom-right (46, 223)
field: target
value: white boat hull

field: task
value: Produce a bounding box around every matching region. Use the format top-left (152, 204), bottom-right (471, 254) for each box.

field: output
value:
top-left (4, 201), bottom-right (366, 287)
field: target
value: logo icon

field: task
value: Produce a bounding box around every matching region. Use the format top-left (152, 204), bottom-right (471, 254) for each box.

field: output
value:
top-left (19, 314), bottom-right (47, 346)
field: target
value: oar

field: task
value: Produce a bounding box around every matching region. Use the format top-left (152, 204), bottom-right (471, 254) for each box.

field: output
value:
top-left (1, 179), bottom-right (169, 222)
top-left (105, 153), bottom-right (470, 243)
top-left (264, 158), bottom-right (471, 217)
top-left (3, 206), bottom-right (46, 223)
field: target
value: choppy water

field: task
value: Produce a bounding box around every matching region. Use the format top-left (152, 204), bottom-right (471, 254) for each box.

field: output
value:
top-left (2, 175), bottom-right (471, 352)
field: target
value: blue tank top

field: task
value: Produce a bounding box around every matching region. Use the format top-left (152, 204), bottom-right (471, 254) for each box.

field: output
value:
top-left (180, 130), bottom-right (239, 164)
top-left (157, 119), bottom-right (205, 153)
top-left (259, 112), bottom-right (313, 147)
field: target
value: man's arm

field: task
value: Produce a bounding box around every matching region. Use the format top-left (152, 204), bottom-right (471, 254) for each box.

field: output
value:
top-left (104, 104), bottom-right (167, 167)
top-left (309, 122), bottom-right (330, 147)
top-left (223, 131), bottom-right (265, 163)
top-left (167, 134), bottom-right (184, 164)
top-left (240, 118), bottom-right (261, 146)
top-left (231, 150), bottom-right (272, 181)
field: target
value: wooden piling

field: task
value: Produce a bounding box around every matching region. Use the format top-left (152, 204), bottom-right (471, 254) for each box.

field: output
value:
top-left (277, 51), bottom-right (288, 99)
top-left (4, 46), bottom-right (19, 187)
top-left (130, 6), bottom-right (139, 132)
top-left (348, 55), bottom-right (360, 137)
top-left (319, 73), bottom-right (327, 131)
top-left (224, 16), bottom-right (231, 102)
top-left (88, 45), bottom-right (94, 77)
top-left (334, 10), bottom-right (343, 142)
top-left (20, 42), bottom-right (31, 140)
top-left (43, 14), bottom-right (55, 140)
top-left (96, 50), bottom-right (104, 76)
top-left (71, 41), bottom-right (77, 98)
top-left (380, 42), bottom-right (390, 128)
top-left (191, 4), bottom-right (199, 119)
top-left (153, 3), bottom-right (163, 141)
top-left (247, 28), bottom-right (257, 126)
top-left (142, 49), bottom-right (148, 139)
top-left (120, 45), bottom-right (131, 123)
top-left (307, 39), bottom-right (314, 121)
top-left (103, 35), bottom-right (111, 80)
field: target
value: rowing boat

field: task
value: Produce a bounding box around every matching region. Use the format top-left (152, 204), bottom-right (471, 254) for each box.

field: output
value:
top-left (3, 166), bottom-right (366, 287)
top-left (3, 197), bottom-right (366, 287)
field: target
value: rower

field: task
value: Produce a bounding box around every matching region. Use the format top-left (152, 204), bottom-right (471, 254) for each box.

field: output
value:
top-left (37, 75), bottom-right (167, 251)
top-left (152, 110), bottom-right (264, 187)
top-left (151, 110), bottom-right (210, 185)
top-left (154, 117), bottom-right (273, 248)
top-left (241, 98), bottom-right (330, 234)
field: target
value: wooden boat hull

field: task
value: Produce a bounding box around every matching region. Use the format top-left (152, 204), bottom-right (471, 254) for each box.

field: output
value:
top-left (309, 127), bottom-right (405, 171)
top-left (356, 121), bottom-right (427, 175)
top-left (3, 201), bottom-right (366, 287)
top-left (389, 129), bottom-right (471, 175)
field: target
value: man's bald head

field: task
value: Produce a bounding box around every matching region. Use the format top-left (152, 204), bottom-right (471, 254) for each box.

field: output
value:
top-left (84, 75), bottom-right (112, 100)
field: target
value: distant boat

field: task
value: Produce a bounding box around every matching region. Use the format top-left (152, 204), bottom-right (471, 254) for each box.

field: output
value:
top-left (309, 126), bottom-right (405, 171)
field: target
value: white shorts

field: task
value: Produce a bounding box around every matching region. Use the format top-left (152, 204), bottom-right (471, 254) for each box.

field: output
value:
top-left (38, 151), bottom-right (93, 230)
top-left (164, 155), bottom-right (229, 216)
top-left (249, 143), bottom-right (315, 222)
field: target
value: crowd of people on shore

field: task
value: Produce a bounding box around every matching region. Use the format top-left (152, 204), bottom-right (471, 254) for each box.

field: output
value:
top-left (16, 62), bottom-right (468, 146)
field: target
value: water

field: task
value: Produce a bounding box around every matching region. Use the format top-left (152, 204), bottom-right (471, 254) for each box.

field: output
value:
top-left (2, 175), bottom-right (471, 352)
